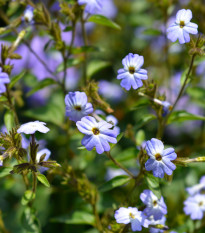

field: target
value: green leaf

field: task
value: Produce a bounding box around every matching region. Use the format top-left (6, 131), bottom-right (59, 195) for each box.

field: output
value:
top-left (21, 207), bottom-right (41, 233)
top-left (168, 110), bottom-right (205, 124)
top-left (9, 71), bottom-right (26, 88)
top-left (0, 96), bottom-right (7, 102)
top-left (21, 190), bottom-right (35, 206)
top-left (87, 60), bottom-right (111, 78)
top-left (4, 110), bottom-right (14, 132)
top-left (24, 91), bottom-right (65, 126)
top-left (130, 98), bottom-right (150, 111)
top-left (135, 114), bottom-right (156, 129)
top-left (37, 173), bottom-right (50, 187)
top-left (145, 173), bottom-right (161, 199)
top-left (88, 15), bottom-right (121, 30)
top-left (98, 175), bottom-right (130, 192)
top-left (187, 87), bottom-right (205, 99)
top-left (51, 211), bottom-right (95, 225)
top-left (27, 78), bottom-right (56, 96)
top-left (56, 58), bottom-right (82, 73)
top-left (135, 130), bottom-right (145, 147)
top-left (0, 167), bottom-right (12, 178)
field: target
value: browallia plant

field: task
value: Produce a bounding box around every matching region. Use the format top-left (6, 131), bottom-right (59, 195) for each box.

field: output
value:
top-left (1, 1), bottom-right (205, 233)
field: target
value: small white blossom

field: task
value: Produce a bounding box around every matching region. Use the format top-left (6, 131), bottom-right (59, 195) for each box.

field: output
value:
top-left (17, 121), bottom-right (50, 135)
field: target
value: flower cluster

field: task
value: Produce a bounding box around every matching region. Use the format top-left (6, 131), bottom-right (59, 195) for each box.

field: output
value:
top-left (115, 190), bottom-right (167, 232)
top-left (184, 176), bottom-right (205, 220)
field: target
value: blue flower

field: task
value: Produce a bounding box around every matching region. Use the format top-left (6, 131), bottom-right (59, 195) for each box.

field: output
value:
top-left (36, 149), bottom-right (51, 173)
top-left (184, 194), bottom-right (205, 220)
top-left (145, 138), bottom-right (177, 178)
top-left (161, 101), bottom-right (172, 117)
top-left (65, 91), bottom-right (93, 122)
top-left (167, 9), bottom-right (198, 44)
top-left (186, 176), bottom-right (205, 196)
top-left (76, 116), bottom-right (118, 154)
top-left (0, 68), bottom-right (10, 94)
top-left (148, 216), bottom-right (166, 233)
top-left (140, 190), bottom-right (167, 220)
top-left (117, 53), bottom-right (148, 91)
top-left (106, 115), bottom-right (120, 135)
top-left (78, 0), bottom-right (102, 14)
top-left (22, 6), bottom-right (34, 23)
top-left (114, 207), bottom-right (149, 232)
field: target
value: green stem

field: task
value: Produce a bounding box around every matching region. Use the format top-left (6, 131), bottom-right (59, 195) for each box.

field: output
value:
top-left (157, 36), bottom-right (200, 139)
top-left (32, 171), bottom-right (37, 199)
top-left (106, 152), bottom-right (135, 178)
top-left (92, 193), bottom-right (103, 232)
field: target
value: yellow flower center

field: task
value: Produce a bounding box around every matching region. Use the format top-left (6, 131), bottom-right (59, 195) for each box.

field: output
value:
top-left (129, 66), bottom-right (135, 74)
top-left (153, 200), bottom-right (158, 206)
top-left (129, 212), bottom-right (135, 219)
top-left (199, 201), bottom-right (204, 206)
top-left (92, 128), bottom-right (100, 135)
top-left (180, 21), bottom-right (185, 28)
top-left (155, 153), bottom-right (162, 161)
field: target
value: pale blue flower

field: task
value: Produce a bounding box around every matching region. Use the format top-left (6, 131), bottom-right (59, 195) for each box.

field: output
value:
top-left (65, 91), bottom-right (93, 122)
top-left (184, 194), bottom-right (205, 220)
top-left (78, 0), bottom-right (102, 14)
top-left (145, 138), bottom-right (177, 178)
top-left (114, 207), bottom-right (149, 232)
top-left (161, 101), bottom-right (172, 117)
top-left (140, 189), bottom-right (167, 220)
top-left (148, 216), bottom-right (166, 233)
top-left (23, 6), bottom-right (34, 23)
top-left (0, 68), bottom-right (10, 94)
top-left (106, 115), bottom-right (120, 135)
top-left (76, 116), bottom-right (118, 154)
top-left (17, 121), bottom-right (50, 135)
top-left (36, 149), bottom-right (51, 173)
top-left (117, 53), bottom-right (148, 91)
top-left (186, 176), bottom-right (205, 196)
top-left (167, 9), bottom-right (198, 44)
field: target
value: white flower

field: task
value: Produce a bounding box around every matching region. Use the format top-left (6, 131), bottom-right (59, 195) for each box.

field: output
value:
top-left (36, 149), bottom-right (51, 173)
top-left (17, 121), bottom-right (50, 135)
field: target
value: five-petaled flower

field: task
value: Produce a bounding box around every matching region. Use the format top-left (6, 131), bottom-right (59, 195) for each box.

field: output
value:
top-left (167, 9), bottom-right (198, 44)
top-left (140, 189), bottom-right (167, 220)
top-left (76, 116), bottom-right (118, 154)
top-left (114, 207), bottom-right (149, 232)
top-left (17, 121), bottom-right (50, 135)
top-left (145, 138), bottom-right (177, 178)
top-left (78, 0), bottom-right (102, 15)
top-left (184, 194), bottom-right (205, 220)
top-left (0, 68), bottom-right (10, 95)
top-left (65, 91), bottom-right (93, 122)
top-left (117, 53), bottom-right (148, 91)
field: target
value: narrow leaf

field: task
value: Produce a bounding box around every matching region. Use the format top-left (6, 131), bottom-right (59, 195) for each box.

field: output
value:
top-left (88, 15), bottom-right (121, 30)
top-left (98, 175), bottom-right (130, 192)
top-left (37, 173), bottom-right (50, 187)
top-left (9, 71), bottom-right (26, 88)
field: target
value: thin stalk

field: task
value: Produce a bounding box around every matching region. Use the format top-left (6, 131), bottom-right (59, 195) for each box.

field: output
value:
top-left (32, 171), bottom-right (37, 197)
top-left (106, 152), bottom-right (135, 178)
top-left (92, 193), bottom-right (103, 232)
